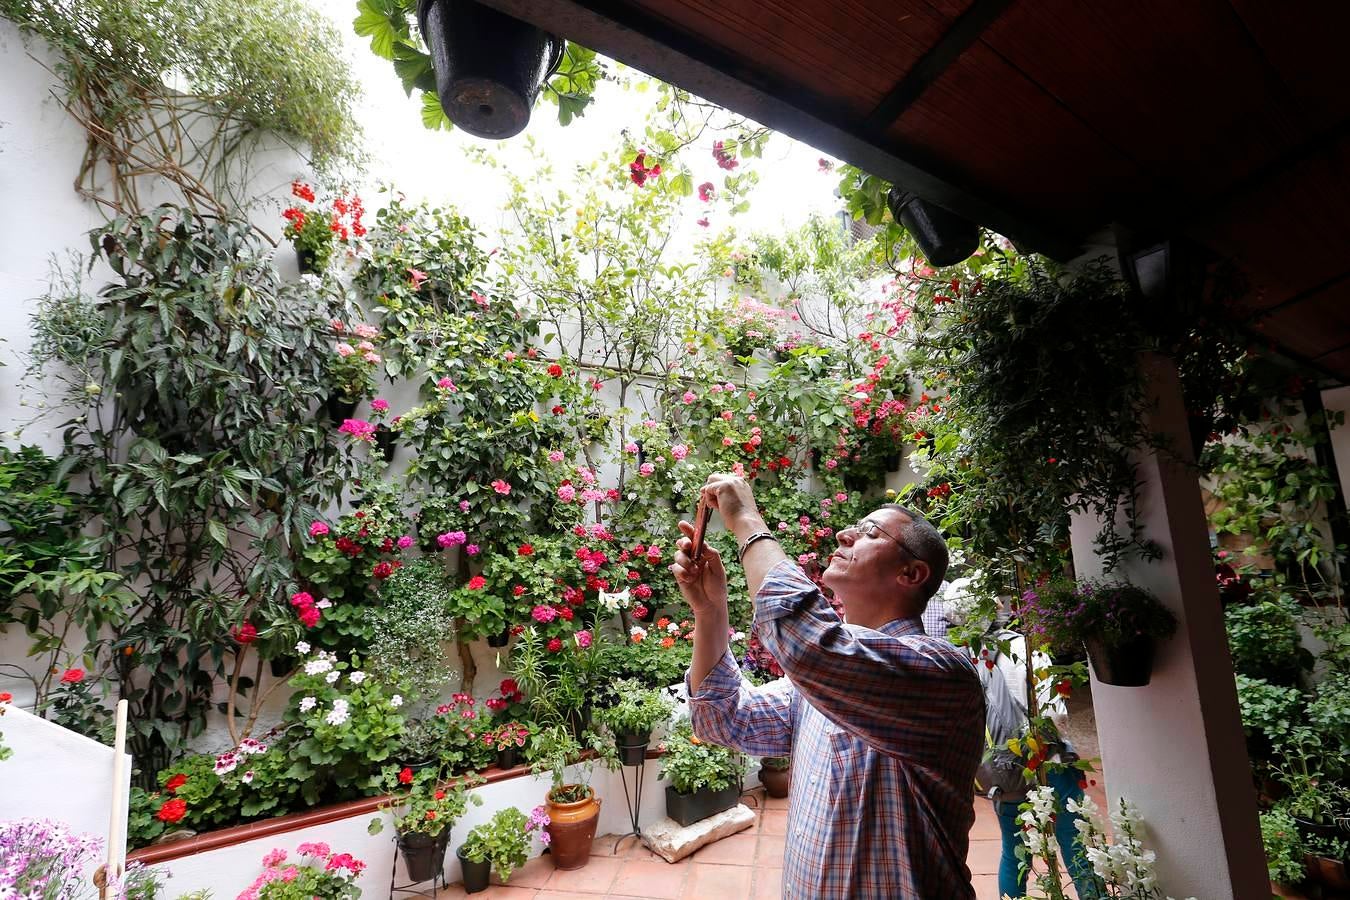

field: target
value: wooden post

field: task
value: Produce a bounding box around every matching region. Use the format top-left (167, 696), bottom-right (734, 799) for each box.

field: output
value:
top-left (102, 700), bottom-right (129, 900)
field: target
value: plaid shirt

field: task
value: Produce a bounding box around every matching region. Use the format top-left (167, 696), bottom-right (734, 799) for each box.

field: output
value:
top-left (688, 560), bottom-right (984, 899)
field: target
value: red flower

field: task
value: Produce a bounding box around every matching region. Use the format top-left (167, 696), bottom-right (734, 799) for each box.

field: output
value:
top-left (467, 575), bottom-right (487, 590)
top-left (500, 678), bottom-right (518, 694)
top-left (434, 789), bottom-right (446, 800)
top-left (512, 584), bottom-right (527, 596)
top-left (712, 140), bottom-right (739, 170)
top-left (335, 536), bottom-right (362, 556)
top-left (547, 364), bottom-right (563, 378)
top-left (551, 405), bottom-right (565, 415)
top-left (633, 604), bottom-right (649, 619)
top-left (697, 181), bottom-right (715, 202)
top-left (156, 798), bottom-right (188, 824)
top-left (546, 638), bottom-right (564, 652)
top-left (559, 607), bottom-right (574, 621)
top-left (0, 692), bottom-right (11, 703)
top-left (373, 561), bottom-right (394, 579)
top-left (518, 543), bottom-right (534, 556)
top-left (60, 668), bottom-right (85, 685)
top-left (165, 774), bottom-right (189, 793)
top-left (298, 606), bottom-right (321, 628)
top-left (398, 767), bottom-right (414, 785)
top-left (697, 218), bottom-right (710, 228)
top-left (231, 623), bottom-right (258, 644)
top-left (291, 181), bottom-right (316, 203)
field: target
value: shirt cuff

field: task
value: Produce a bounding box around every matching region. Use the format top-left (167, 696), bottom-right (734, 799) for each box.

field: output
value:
top-left (685, 649), bottom-right (741, 701)
top-left (754, 558), bottom-right (822, 622)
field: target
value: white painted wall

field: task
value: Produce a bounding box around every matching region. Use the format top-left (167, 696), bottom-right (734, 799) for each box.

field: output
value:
top-left (1322, 385), bottom-right (1350, 504)
top-left (0, 703), bottom-right (132, 888)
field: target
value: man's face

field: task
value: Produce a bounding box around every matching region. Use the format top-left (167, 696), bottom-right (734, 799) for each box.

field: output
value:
top-left (821, 508), bottom-right (913, 602)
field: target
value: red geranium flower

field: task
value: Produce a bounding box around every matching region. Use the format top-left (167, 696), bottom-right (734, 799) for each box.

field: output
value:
top-left (546, 637), bottom-right (564, 652)
top-left (156, 798), bottom-right (188, 823)
top-left (547, 364), bottom-right (563, 377)
top-left (500, 679), bottom-right (518, 694)
top-left (518, 543), bottom-right (534, 556)
top-left (60, 668), bottom-right (85, 684)
top-left (165, 774), bottom-right (189, 793)
top-left (398, 767), bottom-right (414, 785)
top-left (373, 561), bottom-right (394, 579)
top-left (467, 575), bottom-right (487, 590)
top-left (0, 692), bottom-right (11, 703)
top-left (231, 623), bottom-right (258, 644)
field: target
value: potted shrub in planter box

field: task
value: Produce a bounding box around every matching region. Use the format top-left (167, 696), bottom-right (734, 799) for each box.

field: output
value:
top-left (595, 678), bottom-right (675, 766)
top-left (370, 765), bottom-right (483, 883)
top-left (660, 721), bottom-right (746, 827)
top-left (456, 805), bottom-right (551, 894)
top-left (759, 755), bottom-right (791, 798)
top-left (1020, 579), bottom-right (1177, 687)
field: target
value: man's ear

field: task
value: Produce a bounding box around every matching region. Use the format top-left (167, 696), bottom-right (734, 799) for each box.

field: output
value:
top-left (894, 559), bottom-right (929, 591)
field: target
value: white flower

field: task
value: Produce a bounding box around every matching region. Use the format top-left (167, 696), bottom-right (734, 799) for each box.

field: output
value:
top-left (300, 273), bottom-right (321, 289)
top-left (299, 696), bottom-right (317, 712)
top-left (349, 671), bottom-right (366, 684)
top-left (295, 641), bottom-right (311, 655)
top-left (241, 770), bottom-right (255, 784)
top-left (629, 626), bottom-right (648, 641)
top-left (325, 670), bottom-right (341, 684)
top-left (239, 738), bottom-right (266, 755)
top-left (666, 622), bottom-right (680, 634)
top-left (304, 658), bottom-right (333, 676)
top-left (315, 598), bottom-right (332, 609)
top-left (598, 588), bottom-right (630, 612)
top-left (627, 492), bottom-right (637, 500)
top-left (214, 753), bottom-right (238, 776)
top-left (731, 631), bottom-right (745, 642)
top-left (390, 694), bottom-right (403, 708)
top-left (326, 699), bottom-right (350, 726)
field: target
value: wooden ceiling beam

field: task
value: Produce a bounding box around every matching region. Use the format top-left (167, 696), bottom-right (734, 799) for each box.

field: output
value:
top-left (476, 0), bottom-right (1084, 260)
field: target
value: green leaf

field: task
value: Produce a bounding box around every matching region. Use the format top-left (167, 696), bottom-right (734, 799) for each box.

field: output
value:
top-left (420, 91), bottom-right (453, 131)
top-left (353, 0), bottom-right (406, 60)
top-left (208, 520), bottom-right (229, 547)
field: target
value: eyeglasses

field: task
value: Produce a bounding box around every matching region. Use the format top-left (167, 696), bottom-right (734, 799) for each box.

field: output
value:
top-left (844, 519), bottom-right (928, 564)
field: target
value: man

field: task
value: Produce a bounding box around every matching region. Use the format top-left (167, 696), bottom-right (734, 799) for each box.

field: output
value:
top-left (672, 474), bottom-right (985, 899)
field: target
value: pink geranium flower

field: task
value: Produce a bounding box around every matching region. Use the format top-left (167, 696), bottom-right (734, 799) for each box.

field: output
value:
top-left (309, 521), bottom-right (330, 538)
top-left (491, 479), bottom-right (511, 495)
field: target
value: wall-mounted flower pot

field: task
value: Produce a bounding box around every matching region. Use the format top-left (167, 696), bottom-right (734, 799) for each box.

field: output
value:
top-left (1083, 634), bottom-right (1156, 687)
top-left (545, 785), bottom-right (601, 869)
top-left (268, 656), bottom-right (296, 678)
top-left (615, 730), bottom-right (651, 767)
top-left (665, 784), bottom-right (739, 827)
top-left (886, 186), bottom-right (980, 268)
top-left (374, 424), bottom-right (398, 459)
top-left (486, 626), bottom-right (511, 648)
top-left (417, 0), bottom-right (563, 139)
top-left (456, 845), bottom-right (491, 894)
top-left (496, 746), bottom-right (520, 770)
top-left (295, 247), bottom-right (318, 274)
top-left (324, 394), bottom-right (358, 422)
top-left (398, 828), bottom-right (450, 883)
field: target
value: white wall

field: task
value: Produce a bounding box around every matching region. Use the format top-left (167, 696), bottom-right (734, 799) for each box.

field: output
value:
top-left (1322, 385), bottom-right (1350, 504)
top-left (0, 704), bottom-right (132, 887)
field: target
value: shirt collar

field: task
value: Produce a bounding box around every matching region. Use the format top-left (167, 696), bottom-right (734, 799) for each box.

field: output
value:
top-left (878, 616), bottom-right (925, 638)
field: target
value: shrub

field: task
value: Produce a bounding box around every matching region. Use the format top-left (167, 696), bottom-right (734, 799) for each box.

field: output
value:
top-left (1225, 594), bottom-right (1310, 685)
top-left (1259, 807), bottom-right (1305, 885)
top-left (659, 722), bottom-right (745, 794)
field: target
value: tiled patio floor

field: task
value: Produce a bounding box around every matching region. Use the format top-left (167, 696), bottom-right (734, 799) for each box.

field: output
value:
top-left (435, 780), bottom-right (1112, 900)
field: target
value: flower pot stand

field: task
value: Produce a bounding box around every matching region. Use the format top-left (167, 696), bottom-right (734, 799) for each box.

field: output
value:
top-left (611, 737), bottom-right (649, 854)
top-left (389, 829), bottom-right (450, 898)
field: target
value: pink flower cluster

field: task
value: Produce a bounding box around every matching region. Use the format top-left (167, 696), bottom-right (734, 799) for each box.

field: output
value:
top-left (290, 591), bottom-right (322, 628)
top-left (337, 418), bottom-right (376, 442)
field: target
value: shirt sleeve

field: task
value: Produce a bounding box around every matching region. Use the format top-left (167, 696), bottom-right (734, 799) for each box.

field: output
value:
top-left (685, 649), bottom-right (795, 757)
top-left (754, 559), bottom-right (981, 761)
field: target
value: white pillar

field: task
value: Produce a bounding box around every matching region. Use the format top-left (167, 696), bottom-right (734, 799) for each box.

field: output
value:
top-left (1068, 353), bottom-right (1268, 898)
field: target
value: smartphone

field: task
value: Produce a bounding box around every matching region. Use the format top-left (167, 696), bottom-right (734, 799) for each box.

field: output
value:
top-left (690, 493), bottom-right (713, 561)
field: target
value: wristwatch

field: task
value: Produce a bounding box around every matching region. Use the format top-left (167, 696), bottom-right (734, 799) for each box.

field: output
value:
top-left (737, 530), bottom-right (778, 562)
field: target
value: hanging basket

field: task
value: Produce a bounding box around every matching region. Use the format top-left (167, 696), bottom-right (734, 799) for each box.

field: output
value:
top-left (456, 845), bottom-right (491, 894)
top-left (323, 394), bottom-right (358, 423)
top-left (295, 247), bottom-right (319, 274)
top-left (398, 828), bottom-right (450, 884)
top-left (486, 626), bottom-right (511, 648)
top-left (417, 0), bottom-right (564, 139)
top-left (1083, 634), bottom-right (1157, 687)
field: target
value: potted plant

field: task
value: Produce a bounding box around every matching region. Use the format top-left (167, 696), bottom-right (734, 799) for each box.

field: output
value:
top-left (1261, 807), bottom-right (1308, 890)
top-left (484, 721), bottom-right (532, 771)
top-left (1019, 579), bottom-right (1178, 687)
top-left (370, 766), bottom-right (484, 884)
top-left (758, 755), bottom-right (791, 798)
top-left (660, 721), bottom-right (746, 826)
top-left (529, 723), bottom-right (613, 869)
top-left (281, 182), bottom-right (364, 274)
top-left (1303, 833), bottom-right (1350, 891)
top-left (456, 805), bottom-right (550, 894)
top-left (324, 327), bottom-right (383, 420)
top-left (595, 678), bottom-right (675, 766)
top-left (399, 718), bottom-right (444, 771)
top-left (241, 842), bottom-right (366, 899)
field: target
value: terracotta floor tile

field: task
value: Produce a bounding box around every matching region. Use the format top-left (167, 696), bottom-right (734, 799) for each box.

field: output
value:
top-left (973, 873), bottom-right (1001, 900)
top-left (611, 858), bottom-right (686, 899)
top-left (970, 804), bottom-right (1003, 841)
top-left (679, 863), bottom-right (753, 899)
top-left (492, 855), bottom-right (555, 889)
top-left (536, 892), bottom-right (611, 900)
top-left (590, 834), bottom-right (632, 858)
top-left (763, 794), bottom-right (790, 810)
top-left (445, 886), bottom-right (536, 900)
top-left (541, 856), bottom-right (621, 894)
top-left (689, 831), bottom-right (758, 865)
top-left (967, 838), bottom-right (1003, 876)
top-left (755, 833), bottom-right (785, 867)
top-left (750, 866), bottom-right (783, 900)
top-left (759, 808), bottom-right (789, 836)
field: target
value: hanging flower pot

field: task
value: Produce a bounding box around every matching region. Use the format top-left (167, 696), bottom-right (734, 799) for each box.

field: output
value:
top-left (398, 828), bottom-right (450, 883)
top-left (885, 185), bottom-right (981, 268)
top-left (374, 424), bottom-right (399, 460)
top-left (486, 625), bottom-right (511, 648)
top-left (1083, 634), bottom-right (1156, 687)
top-left (295, 246), bottom-right (319, 274)
top-left (417, 0), bottom-right (564, 139)
top-left (615, 729), bottom-right (651, 767)
top-left (456, 845), bottom-right (491, 894)
top-left (324, 394), bottom-right (358, 422)
top-left (544, 785), bottom-right (601, 869)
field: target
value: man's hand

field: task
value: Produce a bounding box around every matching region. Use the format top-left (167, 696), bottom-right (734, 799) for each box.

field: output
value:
top-left (671, 519), bottom-right (729, 617)
top-left (700, 473), bottom-right (765, 539)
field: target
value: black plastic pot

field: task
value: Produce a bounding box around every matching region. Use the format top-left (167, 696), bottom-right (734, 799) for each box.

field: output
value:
top-left (615, 729), bottom-right (651, 767)
top-left (457, 846), bottom-right (491, 894)
top-left (1084, 634), bottom-right (1156, 687)
top-left (268, 656), bottom-right (296, 678)
top-left (417, 0), bottom-right (563, 139)
top-left (566, 701), bottom-right (593, 739)
top-left (399, 828), bottom-right (450, 883)
top-left (374, 424), bottom-right (398, 460)
top-left (404, 758), bottom-right (438, 775)
top-left (495, 746), bottom-right (520, 770)
top-left (665, 784), bottom-right (739, 827)
top-left (486, 626), bottom-right (511, 648)
top-left (324, 395), bottom-right (358, 422)
top-left (886, 186), bottom-right (980, 268)
top-left (296, 247), bottom-right (319, 274)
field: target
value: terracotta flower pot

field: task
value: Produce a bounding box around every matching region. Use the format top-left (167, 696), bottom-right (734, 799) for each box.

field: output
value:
top-left (545, 785), bottom-right (601, 870)
top-left (759, 764), bottom-right (791, 799)
top-left (1305, 852), bottom-right (1350, 890)
top-left (1083, 634), bottom-right (1156, 687)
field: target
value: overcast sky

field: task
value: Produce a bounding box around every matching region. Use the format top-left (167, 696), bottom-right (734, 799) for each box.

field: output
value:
top-left (312, 0), bottom-right (844, 246)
